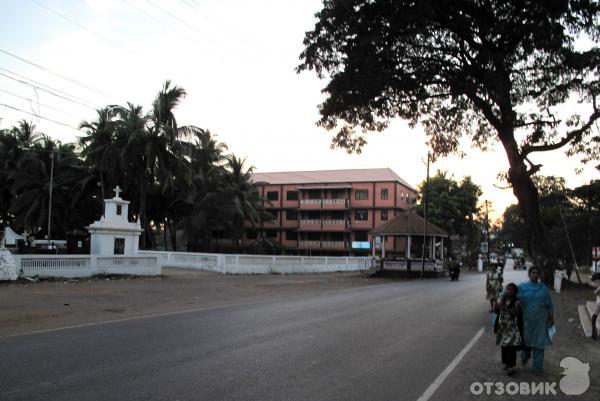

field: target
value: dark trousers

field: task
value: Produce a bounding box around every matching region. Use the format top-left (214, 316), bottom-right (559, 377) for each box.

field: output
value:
top-left (501, 346), bottom-right (518, 367)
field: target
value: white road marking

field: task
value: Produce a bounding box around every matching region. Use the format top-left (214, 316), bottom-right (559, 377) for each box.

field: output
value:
top-left (416, 326), bottom-right (485, 401)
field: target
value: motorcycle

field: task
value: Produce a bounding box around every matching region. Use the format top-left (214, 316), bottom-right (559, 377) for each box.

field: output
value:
top-left (449, 262), bottom-right (461, 281)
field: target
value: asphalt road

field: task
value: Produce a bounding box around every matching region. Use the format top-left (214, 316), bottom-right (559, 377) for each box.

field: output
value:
top-left (0, 269), bottom-right (521, 401)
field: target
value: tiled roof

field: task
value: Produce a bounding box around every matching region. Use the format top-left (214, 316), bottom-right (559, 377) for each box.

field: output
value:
top-left (252, 168), bottom-right (415, 190)
top-left (369, 211), bottom-right (448, 237)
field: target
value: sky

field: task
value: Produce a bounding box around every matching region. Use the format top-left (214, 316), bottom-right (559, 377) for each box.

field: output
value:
top-left (0, 0), bottom-right (598, 221)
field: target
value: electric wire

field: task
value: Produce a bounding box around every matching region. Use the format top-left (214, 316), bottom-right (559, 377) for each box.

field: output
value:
top-left (0, 48), bottom-right (107, 98)
top-left (0, 66), bottom-right (94, 106)
top-left (29, 0), bottom-right (137, 57)
top-left (0, 103), bottom-right (84, 132)
top-left (0, 88), bottom-right (81, 118)
top-left (0, 71), bottom-right (97, 110)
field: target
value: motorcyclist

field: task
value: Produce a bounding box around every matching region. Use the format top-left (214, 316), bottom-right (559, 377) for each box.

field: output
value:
top-left (449, 256), bottom-right (461, 281)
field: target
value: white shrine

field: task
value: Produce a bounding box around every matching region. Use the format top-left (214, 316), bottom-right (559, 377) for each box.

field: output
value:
top-left (86, 186), bottom-right (142, 255)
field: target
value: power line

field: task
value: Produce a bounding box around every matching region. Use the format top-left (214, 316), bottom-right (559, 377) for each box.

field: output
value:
top-left (0, 66), bottom-right (94, 106)
top-left (0, 103), bottom-right (84, 132)
top-left (0, 88), bottom-right (81, 118)
top-left (29, 0), bottom-right (137, 58)
top-left (0, 48), bottom-right (107, 98)
top-left (145, 0), bottom-right (224, 47)
top-left (0, 71), bottom-right (97, 110)
top-left (121, 0), bottom-right (206, 47)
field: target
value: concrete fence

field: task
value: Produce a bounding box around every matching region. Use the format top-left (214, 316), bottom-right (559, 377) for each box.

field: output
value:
top-left (13, 254), bottom-right (160, 278)
top-left (139, 251), bottom-right (370, 274)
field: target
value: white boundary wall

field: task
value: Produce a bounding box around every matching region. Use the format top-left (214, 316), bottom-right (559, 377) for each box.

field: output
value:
top-left (139, 251), bottom-right (370, 274)
top-left (12, 255), bottom-right (160, 278)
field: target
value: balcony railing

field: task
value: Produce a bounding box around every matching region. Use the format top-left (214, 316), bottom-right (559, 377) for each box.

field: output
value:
top-left (299, 198), bottom-right (349, 209)
top-left (322, 241), bottom-right (346, 248)
top-left (299, 240), bottom-right (321, 247)
top-left (300, 219), bottom-right (321, 225)
top-left (300, 199), bottom-right (321, 205)
top-left (322, 219), bottom-right (345, 225)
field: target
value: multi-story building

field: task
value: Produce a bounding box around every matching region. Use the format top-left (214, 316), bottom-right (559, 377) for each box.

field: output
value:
top-left (247, 168), bottom-right (417, 256)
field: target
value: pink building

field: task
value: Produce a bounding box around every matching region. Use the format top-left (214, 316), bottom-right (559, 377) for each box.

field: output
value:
top-left (247, 168), bottom-right (418, 256)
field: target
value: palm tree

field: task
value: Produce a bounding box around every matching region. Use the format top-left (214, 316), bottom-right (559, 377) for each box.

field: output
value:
top-left (8, 137), bottom-right (82, 238)
top-left (221, 155), bottom-right (269, 250)
top-left (11, 120), bottom-right (41, 147)
top-left (79, 107), bottom-right (125, 200)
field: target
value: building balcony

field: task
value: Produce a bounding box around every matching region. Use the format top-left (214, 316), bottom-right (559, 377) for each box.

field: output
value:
top-left (322, 199), bottom-right (349, 209)
top-left (298, 219), bottom-right (321, 231)
top-left (321, 219), bottom-right (348, 231)
top-left (298, 240), bottom-right (321, 249)
top-left (299, 198), bottom-right (349, 210)
top-left (321, 241), bottom-right (347, 249)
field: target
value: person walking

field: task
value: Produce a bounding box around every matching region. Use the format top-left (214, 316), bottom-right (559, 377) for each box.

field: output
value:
top-left (486, 266), bottom-right (503, 312)
top-left (518, 266), bottom-right (554, 375)
top-left (494, 283), bottom-right (523, 375)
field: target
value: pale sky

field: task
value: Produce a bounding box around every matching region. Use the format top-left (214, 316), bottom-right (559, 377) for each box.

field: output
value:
top-left (0, 0), bottom-right (597, 220)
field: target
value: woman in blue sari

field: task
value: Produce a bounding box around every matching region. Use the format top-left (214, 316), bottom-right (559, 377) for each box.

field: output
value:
top-left (518, 266), bottom-right (554, 374)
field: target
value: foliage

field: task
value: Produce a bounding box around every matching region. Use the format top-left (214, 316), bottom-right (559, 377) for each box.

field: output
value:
top-left (298, 0), bottom-right (600, 277)
top-left (499, 176), bottom-right (600, 265)
top-left (0, 82), bottom-right (270, 251)
top-left (415, 171), bottom-right (482, 237)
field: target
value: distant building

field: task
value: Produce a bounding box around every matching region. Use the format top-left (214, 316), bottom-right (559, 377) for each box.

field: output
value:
top-left (246, 168), bottom-right (418, 256)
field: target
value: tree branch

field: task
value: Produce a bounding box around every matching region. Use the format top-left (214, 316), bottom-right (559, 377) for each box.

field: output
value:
top-left (521, 110), bottom-right (600, 156)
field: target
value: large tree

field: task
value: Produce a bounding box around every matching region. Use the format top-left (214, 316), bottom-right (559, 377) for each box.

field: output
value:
top-left (298, 0), bottom-right (599, 277)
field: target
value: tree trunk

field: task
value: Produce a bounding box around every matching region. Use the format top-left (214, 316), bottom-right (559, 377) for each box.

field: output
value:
top-left (501, 134), bottom-right (553, 285)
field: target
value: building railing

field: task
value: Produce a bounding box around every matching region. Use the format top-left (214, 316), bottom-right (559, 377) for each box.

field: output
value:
top-left (300, 199), bottom-right (321, 204)
top-left (321, 241), bottom-right (346, 248)
top-left (322, 219), bottom-right (345, 225)
top-left (139, 250), bottom-right (370, 274)
top-left (300, 219), bottom-right (321, 225)
top-left (298, 240), bottom-right (321, 247)
top-left (13, 254), bottom-right (161, 278)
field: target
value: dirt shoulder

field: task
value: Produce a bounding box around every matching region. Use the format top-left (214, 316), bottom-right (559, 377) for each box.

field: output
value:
top-left (0, 268), bottom-right (390, 337)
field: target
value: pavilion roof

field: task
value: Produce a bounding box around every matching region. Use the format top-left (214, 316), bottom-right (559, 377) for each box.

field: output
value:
top-left (369, 211), bottom-right (449, 237)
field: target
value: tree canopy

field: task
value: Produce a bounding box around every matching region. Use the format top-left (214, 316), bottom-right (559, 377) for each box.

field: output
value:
top-left (0, 82), bottom-right (270, 252)
top-left (415, 171), bottom-right (482, 237)
top-left (299, 0), bottom-right (599, 274)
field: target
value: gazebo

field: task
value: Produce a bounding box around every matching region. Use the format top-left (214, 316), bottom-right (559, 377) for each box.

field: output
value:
top-left (369, 211), bottom-right (449, 275)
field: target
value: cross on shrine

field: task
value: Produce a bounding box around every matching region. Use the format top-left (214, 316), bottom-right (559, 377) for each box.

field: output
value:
top-left (113, 185), bottom-right (122, 199)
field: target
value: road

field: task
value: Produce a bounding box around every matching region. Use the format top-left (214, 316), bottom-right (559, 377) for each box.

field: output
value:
top-left (0, 269), bottom-right (527, 401)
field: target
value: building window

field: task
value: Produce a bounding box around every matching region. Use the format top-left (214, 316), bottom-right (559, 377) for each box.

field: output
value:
top-left (246, 230), bottom-right (257, 240)
top-left (114, 238), bottom-right (125, 254)
top-left (286, 210), bottom-right (298, 220)
top-left (266, 191), bottom-right (279, 201)
top-left (381, 188), bottom-right (388, 200)
top-left (354, 231), bottom-right (368, 241)
top-left (266, 230), bottom-right (277, 238)
top-left (354, 189), bottom-right (368, 200)
top-left (116, 205), bottom-right (122, 215)
top-left (381, 210), bottom-right (388, 221)
top-left (285, 231), bottom-right (298, 241)
top-left (354, 210), bottom-right (368, 221)
top-left (286, 191), bottom-right (299, 201)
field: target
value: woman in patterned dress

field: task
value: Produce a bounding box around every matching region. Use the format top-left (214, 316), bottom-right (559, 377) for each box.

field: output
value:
top-left (486, 266), bottom-right (503, 312)
top-left (495, 282), bottom-right (523, 376)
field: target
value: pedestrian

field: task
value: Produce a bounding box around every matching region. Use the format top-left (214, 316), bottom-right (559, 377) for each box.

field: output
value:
top-left (486, 266), bottom-right (503, 312)
top-left (592, 286), bottom-right (600, 340)
top-left (518, 266), bottom-right (554, 375)
top-left (494, 283), bottom-right (523, 376)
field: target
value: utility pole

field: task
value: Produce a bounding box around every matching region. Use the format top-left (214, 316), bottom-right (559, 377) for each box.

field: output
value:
top-left (47, 151), bottom-right (55, 247)
top-left (420, 152), bottom-right (430, 280)
top-left (485, 200), bottom-right (490, 269)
